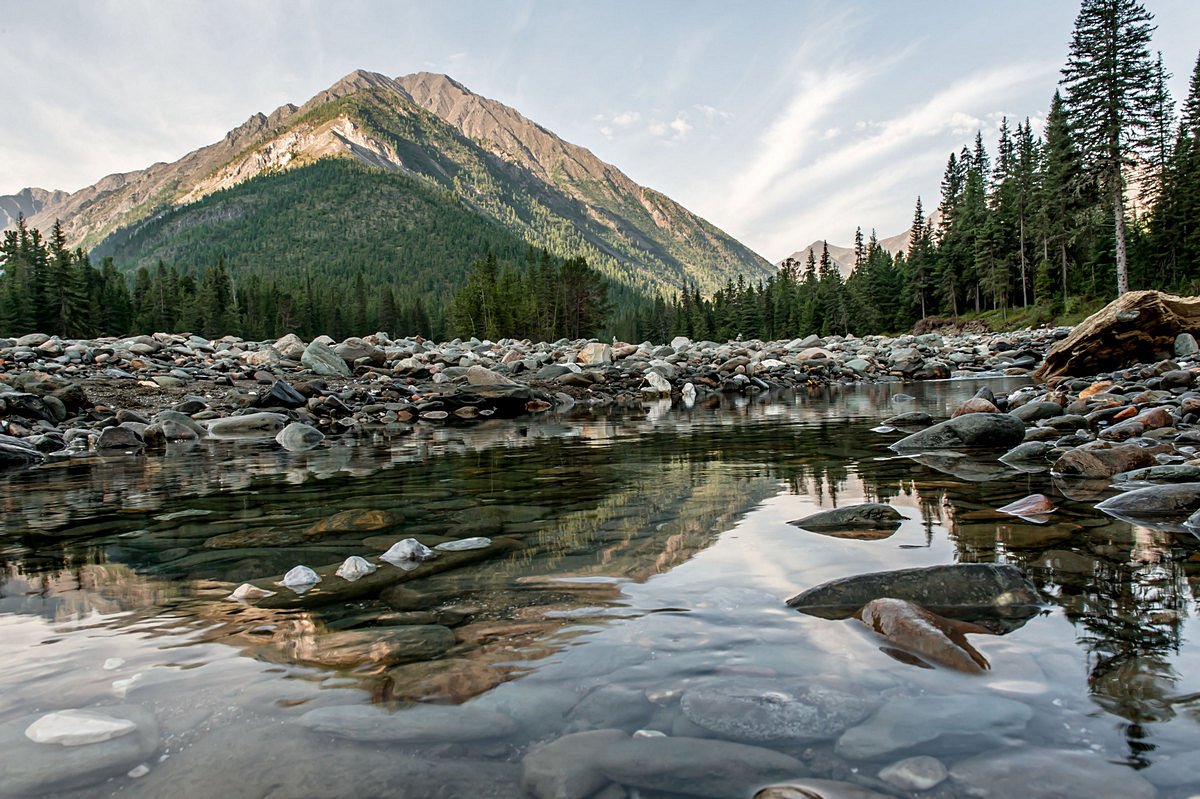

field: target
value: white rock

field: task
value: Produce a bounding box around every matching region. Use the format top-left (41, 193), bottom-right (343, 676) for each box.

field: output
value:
top-left (670, 336), bottom-right (691, 351)
top-left (380, 538), bottom-right (436, 569)
top-left (278, 565), bottom-right (321, 592)
top-left (434, 537), bottom-right (491, 552)
top-left (228, 583), bottom-right (277, 601)
top-left (633, 729), bottom-right (667, 738)
top-left (127, 764), bottom-right (150, 778)
top-left (334, 556), bottom-right (378, 582)
top-left (102, 658), bottom-right (125, 671)
top-left (681, 382), bottom-right (696, 407)
top-left (642, 371), bottom-right (671, 396)
top-left (25, 710), bottom-right (137, 746)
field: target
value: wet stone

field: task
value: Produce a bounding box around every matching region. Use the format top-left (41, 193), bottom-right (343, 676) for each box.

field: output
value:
top-left (521, 729), bottom-right (628, 799)
top-left (948, 748), bottom-right (1155, 799)
top-left (680, 679), bottom-right (876, 742)
top-left (298, 702), bottom-right (518, 742)
top-left (836, 694), bottom-right (1033, 760)
top-left (0, 705), bottom-right (158, 797)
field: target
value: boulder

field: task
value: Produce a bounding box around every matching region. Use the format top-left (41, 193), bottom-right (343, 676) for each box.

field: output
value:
top-left (948, 748), bottom-right (1155, 799)
top-left (890, 413), bottom-right (1026, 451)
top-left (594, 736), bottom-right (806, 799)
top-left (577, 342), bottom-right (613, 365)
top-left (204, 412), bottom-right (288, 438)
top-left (679, 679), bottom-right (876, 742)
top-left (521, 729), bottom-right (627, 799)
top-left (1035, 290), bottom-right (1200, 381)
top-left (301, 340), bottom-right (351, 377)
top-left (1050, 443), bottom-right (1156, 479)
top-left (1095, 482), bottom-right (1200, 522)
top-left (788, 503), bottom-right (905, 539)
top-left (836, 695), bottom-right (1032, 760)
top-left (787, 563), bottom-right (1041, 624)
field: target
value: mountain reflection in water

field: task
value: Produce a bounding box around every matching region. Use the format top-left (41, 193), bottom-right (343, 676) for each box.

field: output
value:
top-left (0, 378), bottom-right (1197, 798)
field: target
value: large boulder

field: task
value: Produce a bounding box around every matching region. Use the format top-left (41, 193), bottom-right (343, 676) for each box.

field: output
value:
top-left (1095, 482), bottom-right (1200, 522)
top-left (787, 563), bottom-right (1041, 626)
top-left (1034, 290), bottom-right (1200, 381)
top-left (890, 413), bottom-right (1025, 451)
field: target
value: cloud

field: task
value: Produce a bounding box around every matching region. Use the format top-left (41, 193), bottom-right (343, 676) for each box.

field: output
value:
top-left (668, 115), bottom-right (692, 139)
top-left (613, 110), bottom-right (641, 127)
top-left (693, 104), bottom-right (733, 122)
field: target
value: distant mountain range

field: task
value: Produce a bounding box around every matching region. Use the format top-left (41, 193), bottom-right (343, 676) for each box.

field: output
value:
top-left (1, 69), bottom-right (772, 299)
top-left (782, 211), bottom-right (939, 279)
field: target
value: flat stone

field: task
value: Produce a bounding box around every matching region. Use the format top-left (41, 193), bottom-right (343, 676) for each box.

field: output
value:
top-left (836, 694), bottom-right (1032, 760)
top-left (891, 413), bottom-right (1026, 451)
top-left (0, 705), bottom-right (158, 796)
top-left (787, 563), bottom-right (1041, 628)
top-left (878, 755), bottom-right (948, 790)
top-left (1095, 482), bottom-right (1200, 521)
top-left (298, 703), bottom-right (518, 742)
top-left (25, 709), bottom-right (137, 746)
top-left (949, 748), bottom-right (1154, 799)
top-left (788, 503), bottom-right (904, 535)
top-left (680, 679), bottom-right (876, 742)
top-left (204, 412), bottom-right (288, 438)
top-left (595, 736), bottom-right (806, 799)
top-left (521, 729), bottom-right (628, 799)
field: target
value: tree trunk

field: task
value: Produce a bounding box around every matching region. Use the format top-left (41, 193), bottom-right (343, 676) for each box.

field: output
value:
top-left (1112, 173), bottom-right (1129, 295)
top-left (1019, 217), bottom-right (1028, 307)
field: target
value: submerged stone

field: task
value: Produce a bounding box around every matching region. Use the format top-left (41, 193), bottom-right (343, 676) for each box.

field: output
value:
top-left (680, 679), bottom-right (876, 742)
top-left (948, 748), bottom-right (1155, 799)
top-left (836, 694), bottom-right (1032, 760)
top-left (298, 703), bottom-right (517, 742)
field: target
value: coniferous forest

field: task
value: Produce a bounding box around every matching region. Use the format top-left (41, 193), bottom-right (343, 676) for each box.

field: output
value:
top-left (2, 0), bottom-right (1199, 344)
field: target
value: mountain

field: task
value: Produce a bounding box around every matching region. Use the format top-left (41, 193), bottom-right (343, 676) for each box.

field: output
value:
top-left (8, 69), bottom-right (771, 298)
top-left (781, 212), bottom-right (939, 279)
top-left (0, 188), bottom-right (68, 230)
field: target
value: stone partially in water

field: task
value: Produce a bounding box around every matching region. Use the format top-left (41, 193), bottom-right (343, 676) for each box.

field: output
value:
top-left (298, 703), bottom-right (517, 742)
top-left (278, 565), bottom-right (321, 591)
top-left (1051, 443), bottom-right (1155, 479)
top-left (594, 736), bottom-right (806, 799)
top-left (787, 564), bottom-right (1042, 623)
top-left (890, 413), bottom-right (1025, 451)
top-left (855, 598), bottom-right (990, 673)
top-left (835, 694), bottom-right (1033, 760)
top-left (0, 705), bottom-right (158, 796)
top-left (334, 556), bottom-right (377, 582)
top-left (435, 536), bottom-right (492, 551)
top-left (520, 729), bottom-right (628, 799)
top-left (275, 422), bottom-right (323, 451)
top-left (995, 493), bottom-right (1056, 522)
top-left (680, 679), bottom-right (876, 742)
top-left (204, 412), bottom-right (288, 439)
top-left (25, 709), bottom-right (137, 746)
top-left (948, 748), bottom-right (1155, 799)
top-left (380, 538), bottom-right (436, 569)
top-left (1095, 482), bottom-right (1200, 522)
top-left (228, 583), bottom-right (277, 601)
top-left (788, 503), bottom-right (905, 538)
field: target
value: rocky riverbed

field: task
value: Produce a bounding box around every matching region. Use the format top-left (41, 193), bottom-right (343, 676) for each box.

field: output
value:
top-left (0, 324), bottom-right (1066, 469)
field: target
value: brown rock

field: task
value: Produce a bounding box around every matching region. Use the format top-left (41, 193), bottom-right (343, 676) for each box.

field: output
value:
top-left (1079, 380), bottom-right (1115, 400)
top-left (952, 397), bottom-right (1001, 417)
top-left (1034, 291), bottom-right (1200, 381)
top-left (1051, 444), bottom-right (1156, 479)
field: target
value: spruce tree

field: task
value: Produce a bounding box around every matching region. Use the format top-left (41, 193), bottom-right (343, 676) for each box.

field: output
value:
top-left (1061, 0), bottom-right (1158, 294)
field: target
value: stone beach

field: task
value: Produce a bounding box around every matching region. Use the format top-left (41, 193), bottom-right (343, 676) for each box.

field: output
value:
top-left (4, 293), bottom-right (1200, 799)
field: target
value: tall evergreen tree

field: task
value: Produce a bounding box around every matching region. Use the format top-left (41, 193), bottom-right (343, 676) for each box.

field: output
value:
top-left (1061, 0), bottom-right (1158, 294)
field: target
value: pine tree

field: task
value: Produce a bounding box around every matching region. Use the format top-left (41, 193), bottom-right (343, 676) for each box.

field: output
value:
top-left (1061, 0), bottom-right (1158, 294)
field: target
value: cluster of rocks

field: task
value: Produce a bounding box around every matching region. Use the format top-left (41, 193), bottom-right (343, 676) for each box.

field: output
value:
top-left (0, 325), bottom-right (1067, 470)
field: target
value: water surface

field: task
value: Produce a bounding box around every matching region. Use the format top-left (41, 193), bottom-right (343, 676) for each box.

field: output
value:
top-left (2, 379), bottom-right (1198, 797)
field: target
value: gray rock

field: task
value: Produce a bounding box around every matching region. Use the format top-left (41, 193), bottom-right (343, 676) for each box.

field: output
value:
top-left (301, 340), bottom-right (351, 376)
top-left (466, 365), bottom-right (516, 385)
top-left (836, 694), bottom-right (1032, 760)
top-left (787, 563), bottom-right (1042, 621)
top-left (754, 780), bottom-right (892, 799)
top-left (680, 679), bottom-right (876, 742)
top-left (275, 422), bottom-right (324, 452)
top-left (788, 503), bottom-right (905, 533)
top-left (1010, 401), bottom-right (1063, 422)
top-left (883, 411), bottom-right (932, 427)
top-left (298, 703), bottom-right (518, 742)
top-left (948, 748), bottom-right (1155, 799)
top-left (890, 413), bottom-right (1026, 451)
top-left (595, 736), bottom-right (806, 799)
top-left (1112, 464), bottom-right (1200, 484)
top-left (521, 729), bottom-right (627, 799)
top-left (204, 412), bottom-right (288, 438)
top-left (1000, 441), bottom-right (1055, 463)
top-left (95, 425), bottom-right (144, 450)
top-left (0, 705), bottom-right (158, 796)
top-left (1174, 332), bottom-right (1198, 358)
top-left (0, 434), bottom-right (44, 468)
top-left (1095, 482), bottom-right (1200, 521)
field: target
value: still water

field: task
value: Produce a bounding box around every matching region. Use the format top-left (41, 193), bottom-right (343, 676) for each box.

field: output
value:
top-left (1, 379), bottom-right (1198, 798)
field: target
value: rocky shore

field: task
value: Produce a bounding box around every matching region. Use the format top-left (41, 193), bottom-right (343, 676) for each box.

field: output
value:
top-left (0, 324), bottom-right (1066, 468)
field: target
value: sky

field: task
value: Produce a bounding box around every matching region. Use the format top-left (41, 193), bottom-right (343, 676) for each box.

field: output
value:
top-left (2, 1), bottom-right (1198, 262)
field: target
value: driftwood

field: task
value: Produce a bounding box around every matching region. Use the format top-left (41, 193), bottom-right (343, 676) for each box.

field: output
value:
top-left (1034, 290), bottom-right (1200, 382)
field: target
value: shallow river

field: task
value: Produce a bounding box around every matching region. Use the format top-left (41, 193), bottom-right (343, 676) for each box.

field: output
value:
top-left (1, 378), bottom-right (1198, 798)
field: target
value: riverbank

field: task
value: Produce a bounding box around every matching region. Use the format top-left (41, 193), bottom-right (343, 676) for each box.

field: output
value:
top-left (1, 326), bottom-right (1070, 468)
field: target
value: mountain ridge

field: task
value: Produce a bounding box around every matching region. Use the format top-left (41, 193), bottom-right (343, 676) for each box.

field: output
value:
top-left (4, 69), bottom-right (771, 297)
